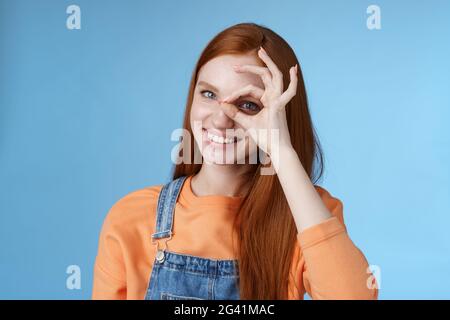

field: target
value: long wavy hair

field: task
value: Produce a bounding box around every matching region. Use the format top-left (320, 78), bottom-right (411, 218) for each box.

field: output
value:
top-left (172, 22), bottom-right (324, 299)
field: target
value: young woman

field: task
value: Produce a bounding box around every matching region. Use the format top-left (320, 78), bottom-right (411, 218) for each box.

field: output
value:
top-left (92, 23), bottom-right (378, 300)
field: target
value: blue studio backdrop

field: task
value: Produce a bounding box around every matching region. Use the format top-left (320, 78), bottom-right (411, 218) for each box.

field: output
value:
top-left (0, 0), bottom-right (449, 299)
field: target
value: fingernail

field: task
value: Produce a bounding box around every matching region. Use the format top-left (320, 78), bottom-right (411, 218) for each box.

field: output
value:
top-left (233, 65), bottom-right (240, 69)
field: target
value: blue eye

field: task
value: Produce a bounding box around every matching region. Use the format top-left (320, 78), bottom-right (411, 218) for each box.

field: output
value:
top-left (200, 90), bottom-right (216, 100)
top-left (239, 101), bottom-right (260, 112)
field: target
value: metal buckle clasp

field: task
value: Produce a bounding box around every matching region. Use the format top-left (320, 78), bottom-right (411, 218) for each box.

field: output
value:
top-left (152, 231), bottom-right (173, 264)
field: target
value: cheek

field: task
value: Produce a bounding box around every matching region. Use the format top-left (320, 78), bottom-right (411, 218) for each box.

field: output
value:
top-left (190, 99), bottom-right (214, 121)
top-left (190, 102), bottom-right (210, 141)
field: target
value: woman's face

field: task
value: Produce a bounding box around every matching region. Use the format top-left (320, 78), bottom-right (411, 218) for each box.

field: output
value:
top-left (190, 54), bottom-right (264, 165)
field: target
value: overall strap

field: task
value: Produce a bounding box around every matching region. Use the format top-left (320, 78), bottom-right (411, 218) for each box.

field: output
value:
top-left (151, 175), bottom-right (187, 242)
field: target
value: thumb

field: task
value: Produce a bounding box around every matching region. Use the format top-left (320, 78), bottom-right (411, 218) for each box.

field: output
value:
top-left (220, 102), bottom-right (251, 128)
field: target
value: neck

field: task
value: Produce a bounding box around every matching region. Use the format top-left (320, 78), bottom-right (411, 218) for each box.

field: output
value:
top-left (191, 163), bottom-right (255, 197)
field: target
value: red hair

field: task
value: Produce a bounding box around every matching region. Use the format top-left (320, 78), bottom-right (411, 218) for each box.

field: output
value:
top-left (173, 22), bottom-right (324, 299)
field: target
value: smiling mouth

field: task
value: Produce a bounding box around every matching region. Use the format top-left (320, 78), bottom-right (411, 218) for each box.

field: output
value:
top-left (202, 128), bottom-right (242, 144)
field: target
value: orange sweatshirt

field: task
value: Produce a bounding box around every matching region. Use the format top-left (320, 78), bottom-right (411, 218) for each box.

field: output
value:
top-left (92, 175), bottom-right (378, 300)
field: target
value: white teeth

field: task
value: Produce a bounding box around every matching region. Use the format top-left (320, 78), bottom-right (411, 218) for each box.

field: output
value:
top-left (206, 131), bottom-right (238, 144)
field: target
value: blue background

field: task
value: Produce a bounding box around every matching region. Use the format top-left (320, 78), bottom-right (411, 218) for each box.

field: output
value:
top-left (1, 0), bottom-right (449, 299)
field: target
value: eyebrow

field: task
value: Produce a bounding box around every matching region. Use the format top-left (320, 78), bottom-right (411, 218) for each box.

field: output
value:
top-left (196, 80), bottom-right (220, 93)
top-left (196, 80), bottom-right (262, 103)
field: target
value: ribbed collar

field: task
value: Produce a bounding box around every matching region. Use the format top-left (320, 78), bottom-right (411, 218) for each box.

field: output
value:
top-left (178, 175), bottom-right (244, 208)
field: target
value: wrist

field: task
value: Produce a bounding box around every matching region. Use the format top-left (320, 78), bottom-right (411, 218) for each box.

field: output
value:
top-left (269, 143), bottom-right (297, 173)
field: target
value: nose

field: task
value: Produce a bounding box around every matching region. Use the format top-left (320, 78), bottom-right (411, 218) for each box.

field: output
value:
top-left (211, 100), bottom-right (235, 129)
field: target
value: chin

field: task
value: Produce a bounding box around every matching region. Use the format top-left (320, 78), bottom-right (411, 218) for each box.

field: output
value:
top-left (200, 147), bottom-right (259, 166)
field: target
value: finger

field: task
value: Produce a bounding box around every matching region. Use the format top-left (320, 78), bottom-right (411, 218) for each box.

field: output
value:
top-left (222, 84), bottom-right (264, 104)
top-left (278, 64), bottom-right (298, 107)
top-left (219, 102), bottom-right (252, 129)
top-left (257, 47), bottom-right (283, 94)
top-left (233, 64), bottom-right (272, 90)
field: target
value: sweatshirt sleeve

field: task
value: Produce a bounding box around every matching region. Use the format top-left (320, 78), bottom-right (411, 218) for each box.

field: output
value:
top-left (297, 187), bottom-right (379, 300)
top-left (92, 205), bottom-right (127, 300)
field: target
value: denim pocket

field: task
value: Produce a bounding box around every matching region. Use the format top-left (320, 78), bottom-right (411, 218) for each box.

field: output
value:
top-left (160, 292), bottom-right (205, 300)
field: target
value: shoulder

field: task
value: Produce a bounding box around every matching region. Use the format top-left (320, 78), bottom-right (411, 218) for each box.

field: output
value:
top-left (314, 185), bottom-right (345, 224)
top-left (93, 184), bottom-right (164, 288)
top-left (101, 184), bottom-right (164, 237)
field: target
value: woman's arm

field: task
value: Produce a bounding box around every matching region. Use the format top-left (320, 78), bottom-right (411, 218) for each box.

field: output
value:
top-left (92, 208), bottom-right (127, 299)
top-left (220, 47), bottom-right (378, 299)
top-left (271, 145), bottom-right (332, 233)
top-left (299, 218), bottom-right (379, 300)
top-left (273, 146), bottom-right (378, 299)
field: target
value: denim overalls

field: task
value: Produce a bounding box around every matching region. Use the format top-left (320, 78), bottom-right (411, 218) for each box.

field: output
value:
top-left (144, 175), bottom-right (240, 300)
